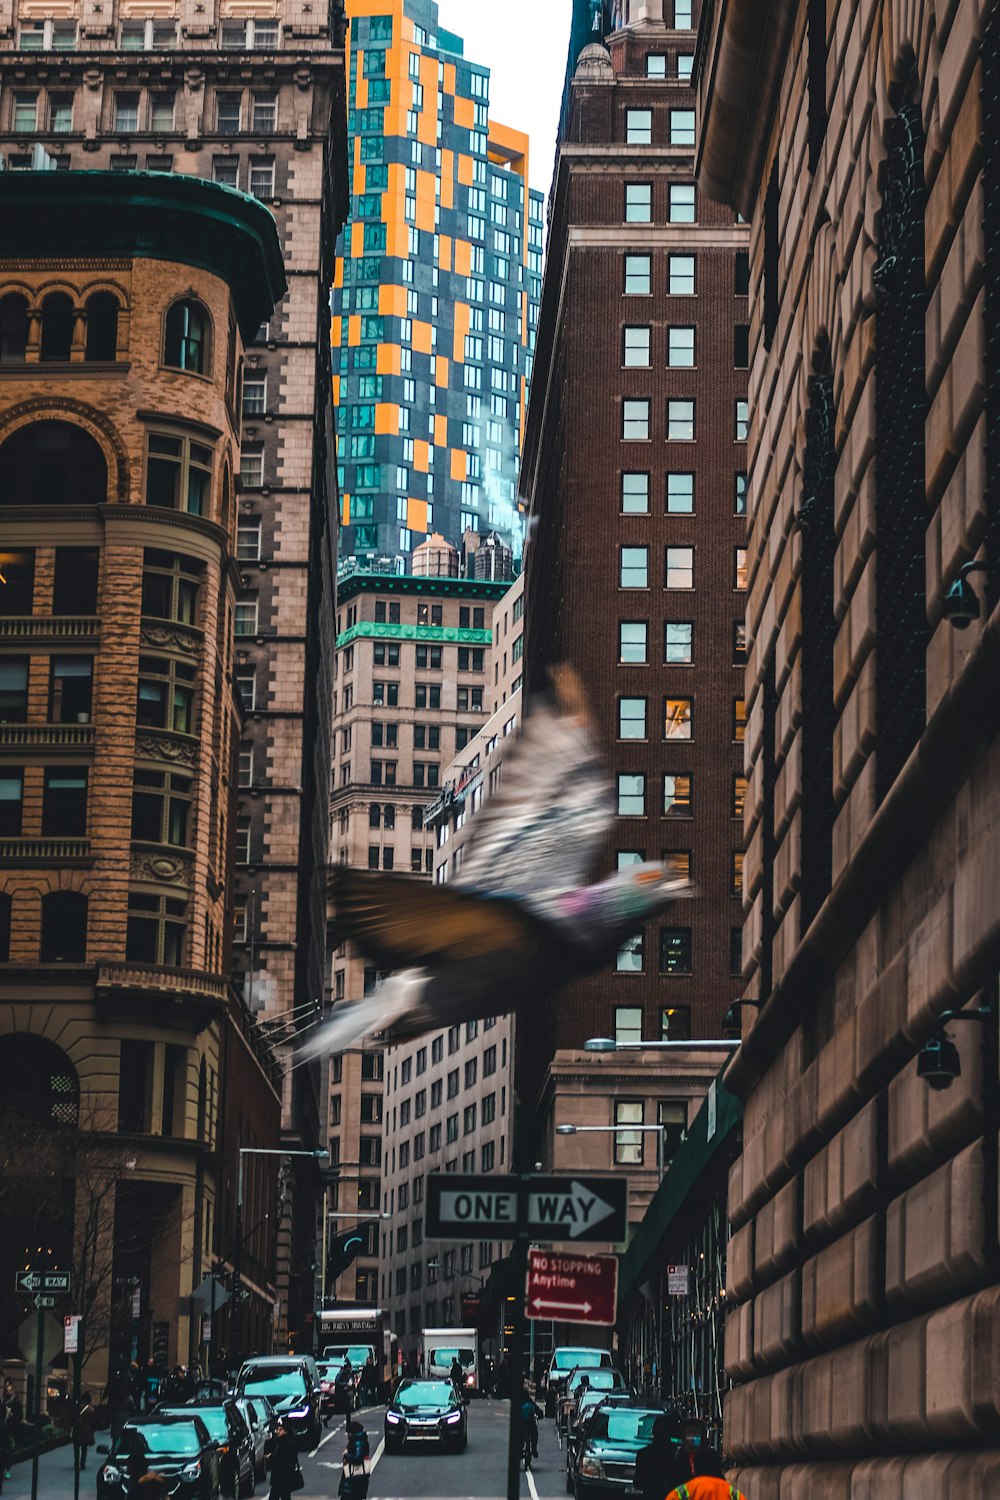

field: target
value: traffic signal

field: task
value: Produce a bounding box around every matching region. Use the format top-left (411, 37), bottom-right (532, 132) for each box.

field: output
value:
top-left (327, 1228), bottom-right (366, 1279)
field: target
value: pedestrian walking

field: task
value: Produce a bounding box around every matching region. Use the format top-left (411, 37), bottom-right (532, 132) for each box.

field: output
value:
top-left (634, 1414), bottom-right (691, 1500)
top-left (0, 1401), bottom-right (13, 1491)
top-left (665, 1445), bottom-right (748, 1500)
top-left (267, 1419), bottom-right (304, 1499)
top-left (71, 1392), bottom-right (94, 1472)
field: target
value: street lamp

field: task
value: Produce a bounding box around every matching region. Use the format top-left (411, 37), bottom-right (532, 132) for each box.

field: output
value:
top-left (584, 1037), bottom-right (740, 1053)
top-left (233, 1147), bottom-right (328, 1365)
top-left (320, 1210), bottom-right (390, 1307)
top-left (556, 1121), bottom-right (668, 1178)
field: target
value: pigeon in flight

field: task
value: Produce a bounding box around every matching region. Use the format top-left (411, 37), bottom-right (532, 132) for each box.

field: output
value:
top-left (297, 669), bottom-right (693, 1060)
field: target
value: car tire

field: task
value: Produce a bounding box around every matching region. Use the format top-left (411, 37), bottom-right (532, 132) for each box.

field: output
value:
top-left (238, 1461), bottom-right (255, 1498)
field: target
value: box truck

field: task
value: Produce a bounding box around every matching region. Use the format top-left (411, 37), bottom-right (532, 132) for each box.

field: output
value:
top-left (419, 1326), bottom-right (480, 1396)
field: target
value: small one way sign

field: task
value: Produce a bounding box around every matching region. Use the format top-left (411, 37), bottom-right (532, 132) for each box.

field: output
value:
top-left (425, 1173), bottom-right (629, 1245)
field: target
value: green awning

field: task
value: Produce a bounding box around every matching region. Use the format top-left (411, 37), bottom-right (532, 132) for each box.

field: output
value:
top-left (617, 1073), bottom-right (742, 1306)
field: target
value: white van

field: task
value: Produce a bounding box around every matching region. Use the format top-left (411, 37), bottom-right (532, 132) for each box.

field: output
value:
top-left (419, 1326), bottom-right (480, 1396)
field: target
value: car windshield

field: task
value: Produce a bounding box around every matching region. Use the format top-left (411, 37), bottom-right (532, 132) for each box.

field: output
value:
top-left (395, 1382), bottom-right (455, 1409)
top-left (317, 1363), bottom-right (343, 1379)
top-left (570, 1369), bottom-right (622, 1395)
top-left (587, 1410), bottom-right (661, 1446)
top-left (190, 1409), bottom-right (228, 1440)
top-left (553, 1349), bottom-right (608, 1370)
top-left (117, 1423), bottom-right (201, 1457)
top-left (429, 1347), bottom-right (474, 1368)
top-left (240, 1369), bottom-right (307, 1398)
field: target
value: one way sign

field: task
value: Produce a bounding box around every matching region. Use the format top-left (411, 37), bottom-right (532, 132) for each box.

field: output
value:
top-left (425, 1174), bottom-right (628, 1245)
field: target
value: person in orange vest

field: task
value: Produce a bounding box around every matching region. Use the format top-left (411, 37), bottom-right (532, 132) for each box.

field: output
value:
top-left (665, 1445), bottom-right (748, 1500)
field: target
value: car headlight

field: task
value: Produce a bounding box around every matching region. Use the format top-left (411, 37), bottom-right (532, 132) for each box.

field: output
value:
top-left (385, 1410), bottom-right (401, 1424)
top-left (579, 1457), bottom-right (604, 1479)
top-left (181, 1461), bottom-right (202, 1480)
top-left (444, 1411), bottom-right (462, 1424)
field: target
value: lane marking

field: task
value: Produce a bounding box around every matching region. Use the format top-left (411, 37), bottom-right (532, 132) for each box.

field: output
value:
top-left (369, 1435), bottom-right (386, 1473)
top-left (526, 1464), bottom-right (540, 1500)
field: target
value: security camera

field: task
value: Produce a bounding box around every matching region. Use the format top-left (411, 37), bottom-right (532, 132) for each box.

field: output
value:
top-left (917, 1029), bottom-right (961, 1090)
top-left (941, 574), bottom-right (981, 629)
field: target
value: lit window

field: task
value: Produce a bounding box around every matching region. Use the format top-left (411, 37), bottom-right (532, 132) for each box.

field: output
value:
top-left (663, 850), bottom-right (691, 883)
top-left (732, 851), bottom-right (744, 897)
top-left (659, 927), bottom-right (692, 974)
top-left (664, 697), bottom-right (693, 739)
top-left (733, 775), bottom-right (747, 818)
top-left (665, 546), bottom-right (694, 589)
top-left (735, 548), bottom-right (748, 589)
top-left (664, 773), bottom-right (692, 816)
top-left (733, 698), bottom-right (747, 742)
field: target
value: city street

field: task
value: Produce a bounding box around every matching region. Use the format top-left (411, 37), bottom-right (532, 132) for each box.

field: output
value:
top-left (3, 1402), bottom-right (566, 1499)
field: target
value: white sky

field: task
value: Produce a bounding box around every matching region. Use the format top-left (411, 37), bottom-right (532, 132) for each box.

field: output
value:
top-left (435, 0), bottom-right (574, 194)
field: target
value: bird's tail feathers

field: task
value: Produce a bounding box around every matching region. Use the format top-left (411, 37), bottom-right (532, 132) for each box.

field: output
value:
top-left (293, 971), bottom-right (427, 1063)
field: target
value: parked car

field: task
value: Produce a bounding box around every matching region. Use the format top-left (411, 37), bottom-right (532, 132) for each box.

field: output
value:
top-left (571, 1404), bottom-right (666, 1500)
top-left (96, 1414), bottom-right (220, 1500)
top-left (543, 1347), bottom-right (614, 1417)
top-left (157, 1400), bottom-right (256, 1498)
top-left (235, 1357), bottom-right (322, 1449)
top-left (233, 1396), bottom-right (274, 1482)
top-left (383, 1378), bottom-right (468, 1454)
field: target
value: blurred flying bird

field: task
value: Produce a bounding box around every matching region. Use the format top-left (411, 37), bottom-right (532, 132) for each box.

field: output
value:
top-left (297, 668), bottom-right (693, 1060)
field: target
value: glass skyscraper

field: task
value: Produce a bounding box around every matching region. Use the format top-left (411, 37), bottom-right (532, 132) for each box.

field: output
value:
top-left (333, 0), bottom-right (544, 564)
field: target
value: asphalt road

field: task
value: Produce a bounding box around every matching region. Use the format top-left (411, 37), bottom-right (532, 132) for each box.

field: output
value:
top-left (301, 1399), bottom-right (568, 1500)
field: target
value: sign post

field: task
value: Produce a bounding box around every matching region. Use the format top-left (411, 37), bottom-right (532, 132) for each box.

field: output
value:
top-left (526, 1250), bottom-right (618, 1327)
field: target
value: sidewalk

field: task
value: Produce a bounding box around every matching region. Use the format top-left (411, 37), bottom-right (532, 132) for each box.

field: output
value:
top-left (4, 1441), bottom-right (89, 1498)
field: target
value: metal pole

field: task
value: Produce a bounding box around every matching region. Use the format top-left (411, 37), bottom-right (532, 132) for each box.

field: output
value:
top-left (320, 1187), bottom-right (328, 1310)
top-left (71, 1327), bottom-right (82, 1500)
top-left (505, 1230), bottom-right (528, 1500)
top-left (232, 1152), bottom-right (244, 1370)
top-left (30, 1295), bottom-right (43, 1500)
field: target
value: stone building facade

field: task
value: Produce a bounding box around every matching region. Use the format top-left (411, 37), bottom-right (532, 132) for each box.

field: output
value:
top-left (697, 0), bottom-right (1000, 1488)
top-left (0, 0), bottom-right (350, 1343)
top-left (0, 171), bottom-right (284, 1382)
top-left (518, 0), bottom-right (749, 1236)
top-left (326, 542), bottom-right (507, 1303)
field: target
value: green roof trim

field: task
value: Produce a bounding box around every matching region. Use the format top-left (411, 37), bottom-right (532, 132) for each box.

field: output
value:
top-left (0, 171), bottom-right (286, 341)
top-left (336, 622), bottom-right (493, 648)
top-left (336, 571), bottom-right (511, 603)
top-left (617, 1070), bottom-right (742, 1306)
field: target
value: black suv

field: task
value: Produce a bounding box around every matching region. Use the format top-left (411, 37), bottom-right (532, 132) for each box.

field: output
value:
top-left (236, 1357), bottom-right (322, 1449)
top-left (157, 1400), bottom-right (256, 1497)
top-left (96, 1415), bottom-right (220, 1499)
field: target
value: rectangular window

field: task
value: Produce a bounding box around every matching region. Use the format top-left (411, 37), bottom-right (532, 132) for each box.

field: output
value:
top-left (732, 851), bottom-right (745, 897)
top-left (43, 767), bottom-right (88, 836)
top-left (619, 697), bottom-right (647, 739)
top-left (616, 933), bottom-right (643, 973)
top-left (614, 1101), bottom-right (644, 1165)
top-left (665, 546), bottom-right (694, 589)
top-left (620, 546), bottom-right (648, 589)
top-left (659, 927), bottom-right (692, 974)
top-left (668, 254), bottom-right (695, 296)
top-left (626, 109), bottom-right (652, 144)
top-left (667, 326), bottom-right (695, 367)
top-left (622, 400), bottom-right (650, 441)
top-left (619, 621), bottom-right (648, 663)
top-left (661, 1009), bottom-right (691, 1042)
top-left (624, 255), bottom-right (651, 295)
top-left (664, 697), bottom-right (693, 739)
top-left (668, 184), bottom-right (696, 223)
top-left (735, 250), bottom-right (751, 296)
top-left (113, 92), bottom-right (139, 131)
top-left (733, 698), bottom-right (747, 742)
top-left (666, 472), bottom-right (694, 513)
top-left (664, 622), bottom-right (693, 664)
top-left (736, 400), bottom-right (749, 441)
top-left (735, 473), bottom-right (748, 515)
top-left (730, 928), bottom-right (743, 976)
top-left (615, 1006), bottom-right (643, 1045)
top-left (617, 773), bottom-right (645, 816)
top-left (669, 109), bottom-right (696, 145)
top-left (0, 660), bottom-right (29, 722)
top-left (667, 400), bottom-right (695, 440)
top-left (49, 93), bottom-right (74, 132)
top-left (216, 93), bottom-right (241, 133)
top-left (249, 160), bottom-right (275, 199)
top-left (150, 93), bottom-right (175, 130)
top-left (251, 91), bottom-right (277, 131)
top-left (621, 472), bottom-right (649, 514)
top-left (0, 770), bottom-right (24, 836)
top-left (50, 657), bottom-right (93, 722)
top-left (735, 324), bottom-right (750, 368)
top-left (733, 620), bottom-right (747, 662)
top-left (647, 53), bottom-right (666, 77)
top-left (623, 326), bottom-right (651, 367)
top-left (733, 774), bottom-right (747, 818)
top-left (625, 184), bottom-right (652, 223)
top-left (664, 772), bottom-right (692, 816)
top-left (734, 548), bottom-right (748, 589)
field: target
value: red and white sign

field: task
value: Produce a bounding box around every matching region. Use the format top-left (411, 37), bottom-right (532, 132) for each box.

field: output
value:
top-left (64, 1315), bottom-right (81, 1353)
top-left (667, 1264), bottom-right (691, 1297)
top-left (526, 1249), bottom-right (618, 1327)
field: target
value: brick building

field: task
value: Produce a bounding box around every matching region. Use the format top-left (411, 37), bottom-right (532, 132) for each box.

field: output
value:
top-left (0, 0), bottom-right (350, 1343)
top-left (0, 171), bottom-right (284, 1383)
top-left (332, 0), bottom-right (543, 563)
top-left (697, 0), bottom-right (1000, 1488)
top-left (517, 0), bottom-right (749, 1225)
top-left (326, 540), bottom-right (507, 1302)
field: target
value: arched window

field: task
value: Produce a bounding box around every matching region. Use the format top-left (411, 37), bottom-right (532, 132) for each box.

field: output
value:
top-left (0, 294), bottom-right (28, 363)
top-left (85, 292), bottom-right (119, 362)
top-left (40, 890), bottom-right (88, 963)
top-left (221, 466), bottom-right (232, 532)
top-left (40, 292), bottom-right (75, 361)
top-left (0, 420), bottom-right (108, 506)
top-left (0, 1033), bottom-right (79, 1129)
top-left (164, 299), bottom-right (209, 374)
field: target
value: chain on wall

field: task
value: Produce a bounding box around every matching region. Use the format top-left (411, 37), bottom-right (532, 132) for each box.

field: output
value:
top-left (873, 100), bottom-right (929, 800)
top-left (798, 368), bottom-right (837, 931)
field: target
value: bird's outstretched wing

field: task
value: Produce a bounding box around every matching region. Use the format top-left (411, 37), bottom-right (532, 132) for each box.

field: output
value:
top-left (453, 694), bottom-right (612, 905)
top-left (329, 867), bottom-right (547, 970)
